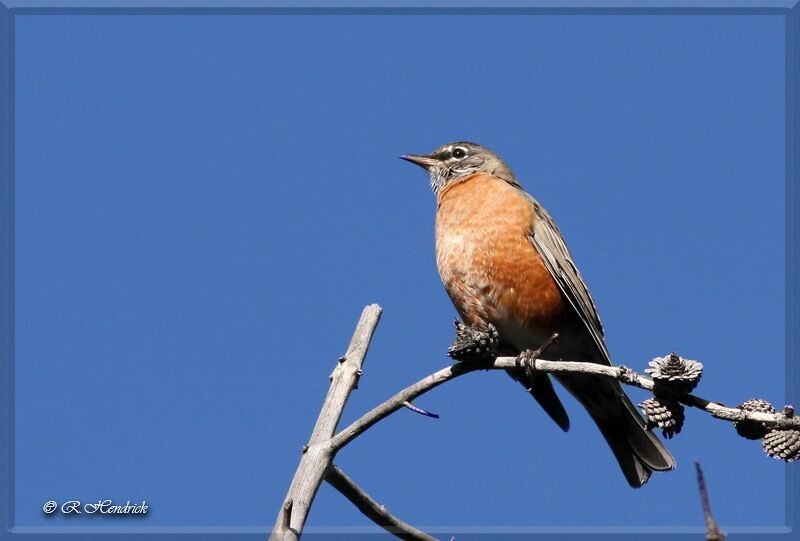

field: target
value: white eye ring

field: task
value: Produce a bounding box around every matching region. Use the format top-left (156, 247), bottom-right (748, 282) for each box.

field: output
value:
top-left (452, 147), bottom-right (467, 159)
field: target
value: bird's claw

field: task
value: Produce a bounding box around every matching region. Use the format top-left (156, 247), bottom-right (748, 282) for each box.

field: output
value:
top-left (515, 333), bottom-right (560, 380)
top-left (517, 349), bottom-right (538, 380)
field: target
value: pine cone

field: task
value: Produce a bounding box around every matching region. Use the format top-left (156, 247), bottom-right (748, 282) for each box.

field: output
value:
top-left (646, 352), bottom-right (703, 395)
top-left (447, 320), bottom-right (499, 362)
top-left (735, 398), bottom-right (775, 440)
top-left (763, 429), bottom-right (800, 462)
top-left (639, 396), bottom-right (685, 439)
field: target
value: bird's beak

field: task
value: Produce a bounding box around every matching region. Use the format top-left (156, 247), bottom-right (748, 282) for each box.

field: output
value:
top-left (400, 154), bottom-right (439, 170)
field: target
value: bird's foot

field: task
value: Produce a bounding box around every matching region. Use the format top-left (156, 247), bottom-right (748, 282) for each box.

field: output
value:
top-left (515, 333), bottom-right (560, 380)
top-left (447, 320), bottom-right (499, 362)
top-left (516, 349), bottom-right (538, 381)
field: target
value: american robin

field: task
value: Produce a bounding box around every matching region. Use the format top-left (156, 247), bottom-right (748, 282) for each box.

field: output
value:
top-left (402, 141), bottom-right (675, 487)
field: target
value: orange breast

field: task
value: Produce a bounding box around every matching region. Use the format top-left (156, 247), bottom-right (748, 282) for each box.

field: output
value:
top-left (435, 173), bottom-right (565, 334)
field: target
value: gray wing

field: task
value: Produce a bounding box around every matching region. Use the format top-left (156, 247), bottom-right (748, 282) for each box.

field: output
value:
top-left (518, 190), bottom-right (676, 482)
top-left (519, 190), bottom-right (613, 366)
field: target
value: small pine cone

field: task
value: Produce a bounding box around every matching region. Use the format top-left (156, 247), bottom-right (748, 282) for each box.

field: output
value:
top-left (646, 352), bottom-right (703, 395)
top-left (639, 396), bottom-right (685, 439)
top-left (763, 429), bottom-right (800, 462)
top-left (735, 398), bottom-right (776, 440)
top-left (447, 320), bottom-right (499, 362)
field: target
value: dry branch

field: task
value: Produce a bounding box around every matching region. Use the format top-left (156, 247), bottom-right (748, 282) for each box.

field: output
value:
top-left (325, 464), bottom-right (437, 541)
top-left (269, 304), bottom-right (382, 541)
top-left (695, 461), bottom-right (725, 541)
top-left (331, 354), bottom-right (799, 453)
top-left (272, 306), bottom-right (793, 539)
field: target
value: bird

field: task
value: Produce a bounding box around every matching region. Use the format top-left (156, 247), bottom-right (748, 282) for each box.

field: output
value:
top-left (401, 141), bottom-right (675, 487)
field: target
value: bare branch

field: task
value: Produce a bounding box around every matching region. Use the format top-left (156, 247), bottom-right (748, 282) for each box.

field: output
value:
top-left (274, 309), bottom-right (793, 538)
top-left (695, 461), bottom-right (725, 541)
top-left (402, 401), bottom-right (440, 418)
top-left (331, 358), bottom-right (485, 451)
top-left (270, 304), bottom-right (382, 541)
top-left (332, 354), bottom-right (799, 452)
top-left (325, 464), bottom-right (438, 541)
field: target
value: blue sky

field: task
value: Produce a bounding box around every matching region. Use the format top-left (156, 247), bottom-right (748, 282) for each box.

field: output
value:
top-left (11, 10), bottom-right (787, 536)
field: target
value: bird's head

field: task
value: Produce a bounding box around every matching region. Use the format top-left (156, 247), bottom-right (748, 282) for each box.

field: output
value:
top-left (401, 141), bottom-right (517, 194)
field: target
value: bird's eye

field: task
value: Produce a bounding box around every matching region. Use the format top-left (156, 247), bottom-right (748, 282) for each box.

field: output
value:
top-left (452, 147), bottom-right (467, 159)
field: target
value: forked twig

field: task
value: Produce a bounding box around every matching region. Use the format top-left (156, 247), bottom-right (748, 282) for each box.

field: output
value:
top-left (272, 306), bottom-right (793, 540)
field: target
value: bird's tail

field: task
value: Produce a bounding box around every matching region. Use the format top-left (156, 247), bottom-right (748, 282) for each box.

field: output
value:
top-left (559, 374), bottom-right (676, 487)
top-left (594, 393), bottom-right (676, 487)
top-left (507, 369), bottom-right (570, 432)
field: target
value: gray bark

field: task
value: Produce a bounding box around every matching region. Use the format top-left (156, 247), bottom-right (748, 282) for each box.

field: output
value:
top-left (325, 464), bottom-right (437, 541)
top-left (269, 304), bottom-right (382, 540)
